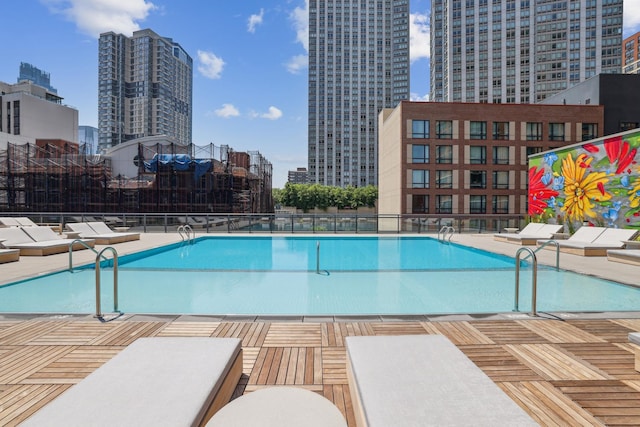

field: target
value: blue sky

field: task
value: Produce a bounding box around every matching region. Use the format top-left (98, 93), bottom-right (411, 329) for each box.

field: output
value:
top-left (1, 1), bottom-right (639, 187)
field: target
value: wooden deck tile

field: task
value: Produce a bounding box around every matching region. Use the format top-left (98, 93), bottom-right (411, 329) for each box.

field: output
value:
top-left (506, 344), bottom-right (612, 381)
top-left (262, 323), bottom-right (322, 347)
top-left (155, 321), bottom-right (219, 336)
top-left (369, 322), bottom-right (429, 336)
top-left (0, 321), bottom-right (71, 345)
top-left (500, 381), bottom-right (604, 426)
top-left (421, 321), bottom-right (494, 345)
top-left (552, 380), bottom-right (640, 426)
top-left (566, 320), bottom-right (635, 343)
top-left (470, 320), bottom-right (550, 344)
top-left (459, 344), bottom-right (543, 382)
top-left (322, 347), bottom-right (348, 385)
top-left (0, 384), bottom-right (71, 427)
top-left (0, 346), bottom-right (75, 384)
top-left (560, 342), bottom-right (640, 381)
top-left (518, 320), bottom-right (606, 343)
top-left (86, 321), bottom-right (165, 346)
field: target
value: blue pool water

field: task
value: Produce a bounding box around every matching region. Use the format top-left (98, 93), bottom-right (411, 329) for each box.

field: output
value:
top-left (0, 236), bottom-right (638, 315)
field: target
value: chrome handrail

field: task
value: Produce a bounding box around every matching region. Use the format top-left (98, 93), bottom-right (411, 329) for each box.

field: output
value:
top-left (68, 239), bottom-right (108, 272)
top-left (438, 225), bottom-right (455, 242)
top-left (514, 247), bottom-right (538, 316)
top-left (177, 224), bottom-right (195, 243)
top-left (525, 239), bottom-right (560, 271)
top-left (95, 246), bottom-right (119, 319)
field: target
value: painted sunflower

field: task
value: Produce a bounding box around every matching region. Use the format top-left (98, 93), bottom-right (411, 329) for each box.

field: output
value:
top-left (561, 153), bottom-right (611, 221)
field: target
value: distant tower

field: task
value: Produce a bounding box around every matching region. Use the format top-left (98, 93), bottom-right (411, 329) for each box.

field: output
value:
top-left (18, 62), bottom-right (57, 93)
top-left (431, 0), bottom-right (623, 103)
top-left (98, 29), bottom-right (193, 152)
top-left (623, 32), bottom-right (640, 74)
top-left (308, 0), bottom-right (410, 187)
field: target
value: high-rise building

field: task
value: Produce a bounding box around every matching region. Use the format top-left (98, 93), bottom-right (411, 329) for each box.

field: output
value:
top-left (430, 0), bottom-right (623, 103)
top-left (308, 0), bottom-right (410, 187)
top-left (18, 62), bottom-right (57, 94)
top-left (98, 29), bottom-right (193, 152)
top-left (78, 125), bottom-right (99, 154)
top-left (623, 32), bottom-right (640, 74)
top-left (288, 167), bottom-right (309, 184)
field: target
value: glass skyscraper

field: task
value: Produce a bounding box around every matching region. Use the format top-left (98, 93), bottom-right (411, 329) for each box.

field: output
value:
top-left (18, 62), bottom-right (57, 94)
top-left (308, 0), bottom-right (410, 187)
top-left (430, 0), bottom-right (623, 103)
top-left (98, 29), bottom-right (193, 151)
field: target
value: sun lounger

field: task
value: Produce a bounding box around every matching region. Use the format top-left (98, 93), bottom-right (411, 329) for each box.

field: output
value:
top-left (493, 222), bottom-right (545, 243)
top-left (345, 335), bottom-right (537, 427)
top-left (607, 249), bottom-right (640, 266)
top-left (0, 248), bottom-right (19, 263)
top-left (67, 222), bottom-right (140, 244)
top-left (89, 221), bottom-right (140, 240)
top-left (538, 227), bottom-right (637, 256)
top-left (502, 224), bottom-right (564, 245)
top-left (0, 227), bottom-right (93, 256)
top-left (0, 217), bottom-right (21, 227)
top-left (21, 337), bottom-right (243, 427)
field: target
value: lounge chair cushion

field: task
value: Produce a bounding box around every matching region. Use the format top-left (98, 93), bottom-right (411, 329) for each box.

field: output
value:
top-left (21, 337), bottom-right (242, 427)
top-left (0, 227), bottom-right (34, 245)
top-left (346, 335), bottom-right (537, 426)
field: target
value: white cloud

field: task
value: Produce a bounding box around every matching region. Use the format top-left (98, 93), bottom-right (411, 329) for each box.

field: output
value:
top-left (410, 92), bottom-right (430, 102)
top-left (214, 104), bottom-right (240, 118)
top-left (197, 50), bottom-right (225, 79)
top-left (253, 106), bottom-right (283, 120)
top-left (285, 0), bottom-right (309, 74)
top-left (410, 12), bottom-right (430, 63)
top-left (247, 8), bottom-right (265, 33)
top-left (625, 0), bottom-right (640, 36)
top-left (43, 0), bottom-right (156, 38)
top-left (291, 0), bottom-right (309, 52)
top-left (286, 54), bottom-right (308, 74)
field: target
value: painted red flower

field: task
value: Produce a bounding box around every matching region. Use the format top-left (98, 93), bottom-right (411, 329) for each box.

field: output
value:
top-left (604, 136), bottom-right (637, 174)
top-left (528, 166), bottom-right (559, 215)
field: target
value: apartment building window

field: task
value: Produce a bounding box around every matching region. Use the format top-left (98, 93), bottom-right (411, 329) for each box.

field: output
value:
top-left (436, 120), bottom-right (453, 139)
top-left (469, 195), bottom-right (486, 214)
top-left (549, 123), bottom-right (565, 141)
top-left (581, 123), bottom-right (597, 141)
top-left (412, 145), bottom-right (429, 163)
top-left (492, 195), bottom-right (509, 214)
top-left (412, 120), bottom-right (429, 138)
top-left (470, 146), bottom-right (486, 164)
top-left (526, 122), bottom-right (542, 141)
top-left (492, 146), bottom-right (509, 164)
top-left (620, 121), bottom-right (639, 131)
top-left (492, 121), bottom-right (509, 140)
top-left (436, 170), bottom-right (453, 189)
top-left (436, 145), bottom-right (453, 163)
top-left (412, 170), bottom-right (430, 188)
top-left (436, 195), bottom-right (453, 214)
top-left (412, 195), bottom-right (429, 213)
top-left (12, 101), bottom-right (20, 135)
top-left (470, 171), bottom-right (486, 189)
top-left (493, 171), bottom-right (510, 189)
top-left (470, 121), bottom-right (487, 139)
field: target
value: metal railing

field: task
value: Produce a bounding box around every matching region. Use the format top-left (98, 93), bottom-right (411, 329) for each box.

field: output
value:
top-left (514, 247), bottom-right (538, 317)
top-left (526, 239), bottom-right (560, 271)
top-left (68, 239), bottom-right (109, 272)
top-left (437, 226), bottom-right (455, 242)
top-left (177, 224), bottom-right (195, 243)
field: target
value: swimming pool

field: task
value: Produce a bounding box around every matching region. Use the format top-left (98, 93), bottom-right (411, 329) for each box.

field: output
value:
top-left (1, 236), bottom-right (639, 315)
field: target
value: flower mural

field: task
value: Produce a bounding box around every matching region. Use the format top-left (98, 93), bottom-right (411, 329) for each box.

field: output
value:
top-left (528, 130), bottom-right (640, 229)
top-left (560, 153), bottom-right (611, 222)
top-left (528, 166), bottom-right (559, 216)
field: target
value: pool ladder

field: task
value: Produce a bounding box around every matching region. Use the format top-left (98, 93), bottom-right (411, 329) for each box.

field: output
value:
top-left (178, 224), bottom-right (195, 243)
top-left (68, 241), bottom-right (121, 321)
top-left (513, 240), bottom-right (560, 318)
top-left (437, 226), bottom-right (455, 242)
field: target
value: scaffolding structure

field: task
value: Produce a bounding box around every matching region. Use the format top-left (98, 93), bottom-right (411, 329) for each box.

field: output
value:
top-left (0, 141), bottom-right (273, 213)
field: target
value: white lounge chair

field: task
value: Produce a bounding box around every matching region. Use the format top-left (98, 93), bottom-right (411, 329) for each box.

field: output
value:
top-left (607, 249), bottom-right (640, 266)
top-left (0, 217), bottom-right (21, 227)
top-left (0, 248), bottom-right (19, 263)
top-left (87, 221), bottom-right (139, 240)
top-left (493, 222), bottom-right (545, 243)
top-left (0, 227), bottom-right (94, 256)
top-left (21, 337), bottom-right (243, 427)
top-left (346, 335), bottom-right (537, 426)
top-left (67, 222), bottom-right (140, 244)
top-left (503, 224), bottom-right (564, 245)
top-left (538, 226), bottom-right (638, 256)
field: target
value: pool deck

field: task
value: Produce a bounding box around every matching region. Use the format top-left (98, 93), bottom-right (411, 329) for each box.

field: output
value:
top-left (2, 232), bottom-right (640, 425)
